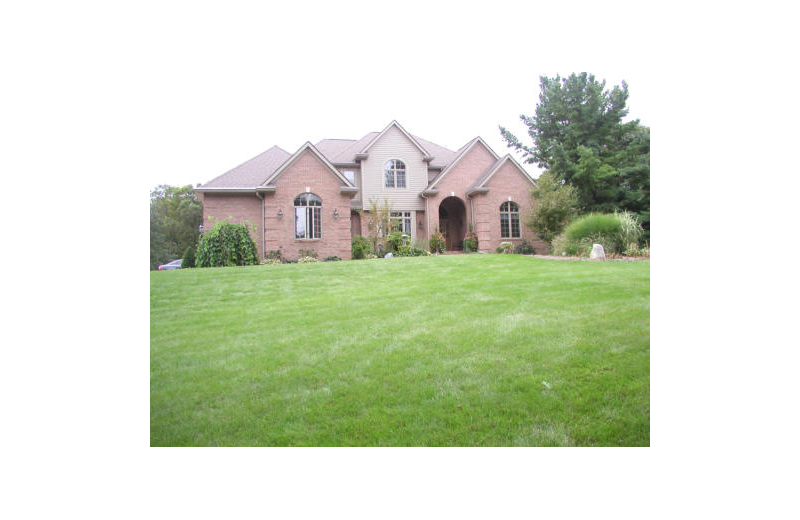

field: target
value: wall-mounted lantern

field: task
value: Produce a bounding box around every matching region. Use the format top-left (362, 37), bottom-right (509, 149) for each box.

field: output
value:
top-left (333, 208), bottom-right (340, 220)
top-left (198, 224), bottom-right (203, 233)
top-left (418, 220), bottom-right (423, 229)
top-left (277, 208), bottom-right (283, 218)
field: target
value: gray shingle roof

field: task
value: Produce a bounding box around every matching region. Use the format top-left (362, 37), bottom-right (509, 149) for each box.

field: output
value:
top-left (200, 145), bottom-right (291, 188)
top-left (201, 126), bottom-right (463, 189)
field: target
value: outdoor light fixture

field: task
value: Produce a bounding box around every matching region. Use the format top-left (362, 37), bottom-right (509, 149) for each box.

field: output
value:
top-left (198, 224), bottom-right (203, 233)
top-left (277, 208), bottom-right (283, 218)
top-left (418, 220), bottom-right (423, 229)
top-left (333, 209), bottom-right (340, 219)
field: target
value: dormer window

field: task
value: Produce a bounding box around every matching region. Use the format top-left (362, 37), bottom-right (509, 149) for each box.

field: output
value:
top-left (384, 159), bottom-right (406, 188)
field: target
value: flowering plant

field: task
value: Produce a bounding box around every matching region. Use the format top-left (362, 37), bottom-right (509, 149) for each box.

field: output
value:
top-left (429, 231), bottom-right (446, 253)
top-left (463, 231), bottom-right (478, 253)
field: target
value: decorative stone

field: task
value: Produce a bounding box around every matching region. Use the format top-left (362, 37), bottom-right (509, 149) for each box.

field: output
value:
top-left (384, 252), bottom-right (393, 258)
top-left (590, 243), bottom-right (605, 260)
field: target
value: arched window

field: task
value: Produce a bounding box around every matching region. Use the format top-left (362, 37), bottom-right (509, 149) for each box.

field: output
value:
top-left (500, 201), bottom-right (520, 238)
top-left (294, 193), bottom-right (322, 239)
top-left (384, 159), bottom-right (406, 188)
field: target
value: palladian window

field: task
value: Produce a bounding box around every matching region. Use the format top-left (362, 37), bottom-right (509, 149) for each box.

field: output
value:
top-left (500, 201), bottom-right (520, 238)
top-left (294, 193), bottom-right (322, 239)
top-left (384, 159), bottom-right (406, 188)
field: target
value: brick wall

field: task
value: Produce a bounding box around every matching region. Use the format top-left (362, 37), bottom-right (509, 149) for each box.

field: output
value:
top-left (263, 150), bottom-right (353, 260)
top-left (200, 192), bottom-right (264, 256)
top-left (426, 141), bottom-right (498, 241)
top-left (472, 161), bottom-right (549, 254)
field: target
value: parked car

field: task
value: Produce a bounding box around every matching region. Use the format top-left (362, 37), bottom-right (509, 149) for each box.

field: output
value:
top-left (157, 259), bottom-right (182, 270)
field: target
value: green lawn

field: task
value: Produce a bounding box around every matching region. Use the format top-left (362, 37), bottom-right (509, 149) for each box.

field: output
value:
top-left (150, 254), bottom-right (649, 446)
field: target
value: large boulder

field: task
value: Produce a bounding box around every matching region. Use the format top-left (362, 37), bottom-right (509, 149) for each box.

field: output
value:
top-left (590, 243), bottom-right (606, 260)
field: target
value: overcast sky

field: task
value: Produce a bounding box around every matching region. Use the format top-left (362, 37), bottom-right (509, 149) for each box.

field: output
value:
top-left (130, 2), bottom-right (654, 191)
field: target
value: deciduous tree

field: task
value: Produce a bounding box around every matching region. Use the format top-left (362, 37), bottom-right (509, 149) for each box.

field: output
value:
top-left (150, 185), bottom-right (203, 270)
top-left (527, 172), bottom-right (579, 244)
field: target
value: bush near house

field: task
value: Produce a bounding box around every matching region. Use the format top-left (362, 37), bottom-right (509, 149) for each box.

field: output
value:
top-left (463, 231), bottom-right (478, 253)
top-left (394, 246), bottom-right (430, 257)
top-left (514, 241), bottom-right (535, 255)
top-left (497, 242), bottom-right (513, 254)
top-left (351, 235), bottom-right (372, 259)
top-left (386, 231), bottom-right (404, 253)
top-left (195, 220), bottom-right (258, 267)
top-left (429, 230), bottom-right (445, 253)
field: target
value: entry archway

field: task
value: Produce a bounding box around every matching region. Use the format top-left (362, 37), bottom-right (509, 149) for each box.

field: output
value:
top-left (438, 196), bottom-right (467, 251)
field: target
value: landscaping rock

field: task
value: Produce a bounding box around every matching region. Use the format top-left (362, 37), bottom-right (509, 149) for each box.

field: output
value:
top-left (384, 252), bottom-right (393, 258)
top-left (590, 243), bottom-right (605, 260)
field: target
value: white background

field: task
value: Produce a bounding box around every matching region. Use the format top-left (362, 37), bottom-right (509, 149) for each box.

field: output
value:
top-left (1, 0), bottom-right (799, 518)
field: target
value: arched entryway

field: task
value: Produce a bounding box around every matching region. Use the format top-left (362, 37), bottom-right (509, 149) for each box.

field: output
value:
top-left (438, 196), bottom-right (466, 251)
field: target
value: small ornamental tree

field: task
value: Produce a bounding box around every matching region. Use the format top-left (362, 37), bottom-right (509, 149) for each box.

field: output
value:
top-left (360, 199), bottom-right (393, 255)
top-left (195, 220), bottom-right (258, 267)
top-left (527, 171), bottom-right (579, 244)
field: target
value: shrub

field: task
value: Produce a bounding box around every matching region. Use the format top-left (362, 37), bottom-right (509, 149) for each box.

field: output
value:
top-left (386, 231), bottom-right (403, 253)
top-left (351, 235), bottom-right (372, 259)
top-left (265, 250), bottom-right (282, 261)
top-left (553, 211), bottom-right (644, 256)
top-left (260, 257), bottom-right (282, 265)
top-left (565, 213), bottom-right (622, 242)
top-left (298, 248), bottom-right (317, 259)
top-left (551, 233), bottom-right (578, 256)
top-left (463, 231), bottom-right (478, 253)
top-left (527, 171), bottom-right (579, 244)
top-left (395, 246), bottom-right (430, 257)
top-left (497, 241), bottom-right (513, 254)
top-left (195, 221), bottom-right (258, 267)
top-left (429, 230), bottom-right (445, 253)
top-left (181, 246), bottom-right (196, 268)
top-left (323, 256), bottom-right (342, 262)
top-left (514, 241), bottom-right (535, 255)
top-left (298, 256), bottom-right (318, 263)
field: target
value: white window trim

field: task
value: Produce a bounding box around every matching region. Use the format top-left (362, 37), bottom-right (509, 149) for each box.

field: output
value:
top-left (384, 159), bottom-right (407, 189)
top-left (294, 193), bottom-right (323, 240)
top-left (390, 211), bottom-right (414, 240)
top-left (500, 201), bottom-right (521, 239)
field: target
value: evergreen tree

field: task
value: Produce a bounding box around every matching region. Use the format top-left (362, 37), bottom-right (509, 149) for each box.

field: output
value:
top-left (500, 73), bottom-right (649, 237)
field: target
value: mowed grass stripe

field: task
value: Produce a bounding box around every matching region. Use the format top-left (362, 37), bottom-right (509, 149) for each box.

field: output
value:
top-left (151, 254), bottom-right (649, 446)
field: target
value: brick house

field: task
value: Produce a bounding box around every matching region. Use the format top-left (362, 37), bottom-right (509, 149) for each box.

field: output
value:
top-left (196, 121), bottom-right (547, 260)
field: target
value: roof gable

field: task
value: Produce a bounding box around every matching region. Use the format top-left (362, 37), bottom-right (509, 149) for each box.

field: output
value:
top-left (471, 154), bottom-right (535, 191)
top-left (360, 121), bottom-right (432, 159)
top-left (262, 142), bottom-right (355, 187)
top-left (427, 137), bottom-right (499, 190)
